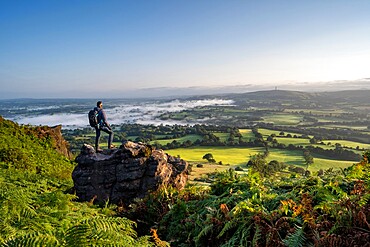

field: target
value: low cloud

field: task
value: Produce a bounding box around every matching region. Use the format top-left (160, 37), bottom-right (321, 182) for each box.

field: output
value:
top-left (10, 99), bottom-right (234, 128)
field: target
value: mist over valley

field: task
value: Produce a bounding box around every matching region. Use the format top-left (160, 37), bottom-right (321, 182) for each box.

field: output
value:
top-left (0, 97), bottom-right (234, 128)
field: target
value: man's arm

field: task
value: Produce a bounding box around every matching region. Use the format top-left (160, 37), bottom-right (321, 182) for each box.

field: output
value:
top-left (101, 110), bottom-right (111, 129)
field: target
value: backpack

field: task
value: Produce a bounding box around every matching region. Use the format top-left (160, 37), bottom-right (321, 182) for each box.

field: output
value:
top-left (88, 109), bottom-right (99, 128)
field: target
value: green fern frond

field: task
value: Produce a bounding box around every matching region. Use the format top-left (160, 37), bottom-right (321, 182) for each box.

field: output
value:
top-left (195, 224), bottom-right (213, 244)
top-left (87, 216), bottom-right (137, 238)
top-left (221, 236), bottom-right (238, 247)
top-left (238, 222), bottom-right (253, 247)
top-left (0, 223), bottom-right (17, 242)
top-left (64, 216), bottom-right (140, 247)
top-left (358, 192), bottom-right (370, 206)
top-left (252, 224), bottom-right (261, 247)
top-left (217, 216), bottom-right (254, 246)
top-left (65, 224), bottom-right (91, 246)
top-left (20, 205), bottom-right (37, 219)
top-left (218, 219), bottom-right (238, 238)
top-left (283, 225), bottom-right (306, 247)
top-left (136, 236), bottom-right (156, 247)
top-left (1, 232), bottom-right (59, 247)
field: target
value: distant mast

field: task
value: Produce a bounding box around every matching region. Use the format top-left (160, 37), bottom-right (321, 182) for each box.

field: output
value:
top-left (275, 86), bottom-right (278, 91)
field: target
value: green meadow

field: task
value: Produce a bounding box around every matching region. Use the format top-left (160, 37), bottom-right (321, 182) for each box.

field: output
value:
top-left (284, 108), bottom-right (346, 116)
top-left (309, 155), bottom-right (354, 171)
top-left (165, 146), bottom-right (352, 171)
top-left (151, 134), bottom-right (203, 145)
top-left (166, 146), bottom-right (259, 165)
top-left (258, 128), bottom-right (311, 138)
top-left (239, 129), bottom-right (255, 141)
top-left (212, 132), bottom-right (230, 142)
top-left (323, 124), bottom-right (369, 130)
top-left (274, 137), bottom-right (311, 146)
top-left (262, 113), bottom-right (303, 125)
top-left (322, 139), bottom-right (370, 150)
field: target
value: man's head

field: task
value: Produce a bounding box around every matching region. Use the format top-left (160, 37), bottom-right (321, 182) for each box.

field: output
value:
top-left (97, 101), bottom-right (103, 108)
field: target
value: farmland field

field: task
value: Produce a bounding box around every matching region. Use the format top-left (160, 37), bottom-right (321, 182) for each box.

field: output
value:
top-left (322, 125), bottom-right (369, 130)
top-left (262, 113), bottom-right (303, 125)
top-left (151, 134), bottom-right (203, 145)
top-left (258, 128), bottom-right (311, 138)
top-left (322, 139), bottom-right (370, 150)
top-left (274, 137), bottom-right (311, 146)
top-left (239, 129), bottom-right (255, 141)
top-left (165, 146), bottom-right (352, 171)
top-left (166, 146), bottom-right (260, 165)
top-left (212, 132), bottom-right (230, 142)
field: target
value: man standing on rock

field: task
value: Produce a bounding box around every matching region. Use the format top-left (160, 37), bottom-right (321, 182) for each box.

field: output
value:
top-left (94, 101), bottom-right (114, 152)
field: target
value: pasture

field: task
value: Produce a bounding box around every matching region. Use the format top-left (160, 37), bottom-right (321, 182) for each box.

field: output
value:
top-left (262, 113), bottom-right (303, 126)
top-left (151, 134), bottom-right (203, 145)
top-left (239, 129), bottom-right (255, 141)
top-left (322, 139), bottom-right (370, 150)
top-left (258, 128), bottom-right (312, 139)
top-left (165, 146), bottom-right (352, 172)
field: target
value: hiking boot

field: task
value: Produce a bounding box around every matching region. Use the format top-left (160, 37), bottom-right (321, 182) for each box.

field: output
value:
top-left (109, 144), bottom-right (116, 149)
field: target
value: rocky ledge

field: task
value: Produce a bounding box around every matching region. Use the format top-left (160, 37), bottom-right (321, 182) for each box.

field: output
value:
top-left (72, 141), bottom-right (188, 204)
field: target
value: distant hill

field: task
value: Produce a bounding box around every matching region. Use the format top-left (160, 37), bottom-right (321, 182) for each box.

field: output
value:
top-left (99, 78), bottom-right (370, 99)
top-left (215, 89), bottom-right (370, 107)
top-left (227, 90), bottom-right (312, 101)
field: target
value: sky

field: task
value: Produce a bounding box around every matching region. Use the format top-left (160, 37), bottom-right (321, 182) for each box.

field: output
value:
top-left (1, 0), bottom-right (370, 99)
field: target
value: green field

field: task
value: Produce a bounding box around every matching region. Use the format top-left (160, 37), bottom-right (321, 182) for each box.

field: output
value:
top-left (239, 129), bottom-right (255, 141)
top-left (126, 135), bottom-right (139, 141)
top-left (262, 113), bottom-right (303, 126)
top-left (151, 134), bottom-right (203, 145)
top-left (165, 146), bottom-right (352, 171)
top-left (213, 132), bottom-right (230, 142)
top-left (322, 139), bottom-right (370, 150)
top-left (258, 128), bottom-right (312, 138)
top-left (166, 146), bottom-right (259, 165)
top-left (309, 155), bottom-right (354, 171)
top-left (323, 125), bottom-right (369, 130)
top-left (284, 108), bottom-right (346, 116)
top-left (75, 136), bottom-right (92, 140)
top-left (274, 137), bottom-right (311, 146)
top-left (188, 163), bottom-right (231, 183)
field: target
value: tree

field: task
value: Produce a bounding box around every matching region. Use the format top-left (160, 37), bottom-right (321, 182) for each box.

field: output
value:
top-left (268, 160), bottom-right (286, 173)
top-left (247, 153), bottom-right (269, 176)
top-left (335, 143), bottom-right (342, 150)
top-left (303, 149), bottom-right (314, 172)
top-left (202, 153), bottom-right (216, 163)
top-left (309, 138), bottom-right (317, 144)
top-left (267, 136), bottom-right (274, 142)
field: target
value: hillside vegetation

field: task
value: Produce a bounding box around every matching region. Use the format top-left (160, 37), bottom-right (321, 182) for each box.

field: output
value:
top-left (130, 153), bottom-right (370, 247)
top-left (0, 116), bottom-right (157, 246)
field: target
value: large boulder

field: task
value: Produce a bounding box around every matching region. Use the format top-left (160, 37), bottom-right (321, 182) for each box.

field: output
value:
top-left (72, 141), bottom-right (188, 204)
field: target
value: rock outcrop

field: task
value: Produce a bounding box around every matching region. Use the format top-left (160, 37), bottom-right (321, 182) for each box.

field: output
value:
top-left (31, 125), bottom-right (72, 159)
top-left (72, 141), bottom-right (188, 204)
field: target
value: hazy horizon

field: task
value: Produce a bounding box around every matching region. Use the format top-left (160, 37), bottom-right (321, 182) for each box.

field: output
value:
top-left (2, 78), bottom-right (370, 100)
top-left (1, 1), bottom-right (370, 99)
